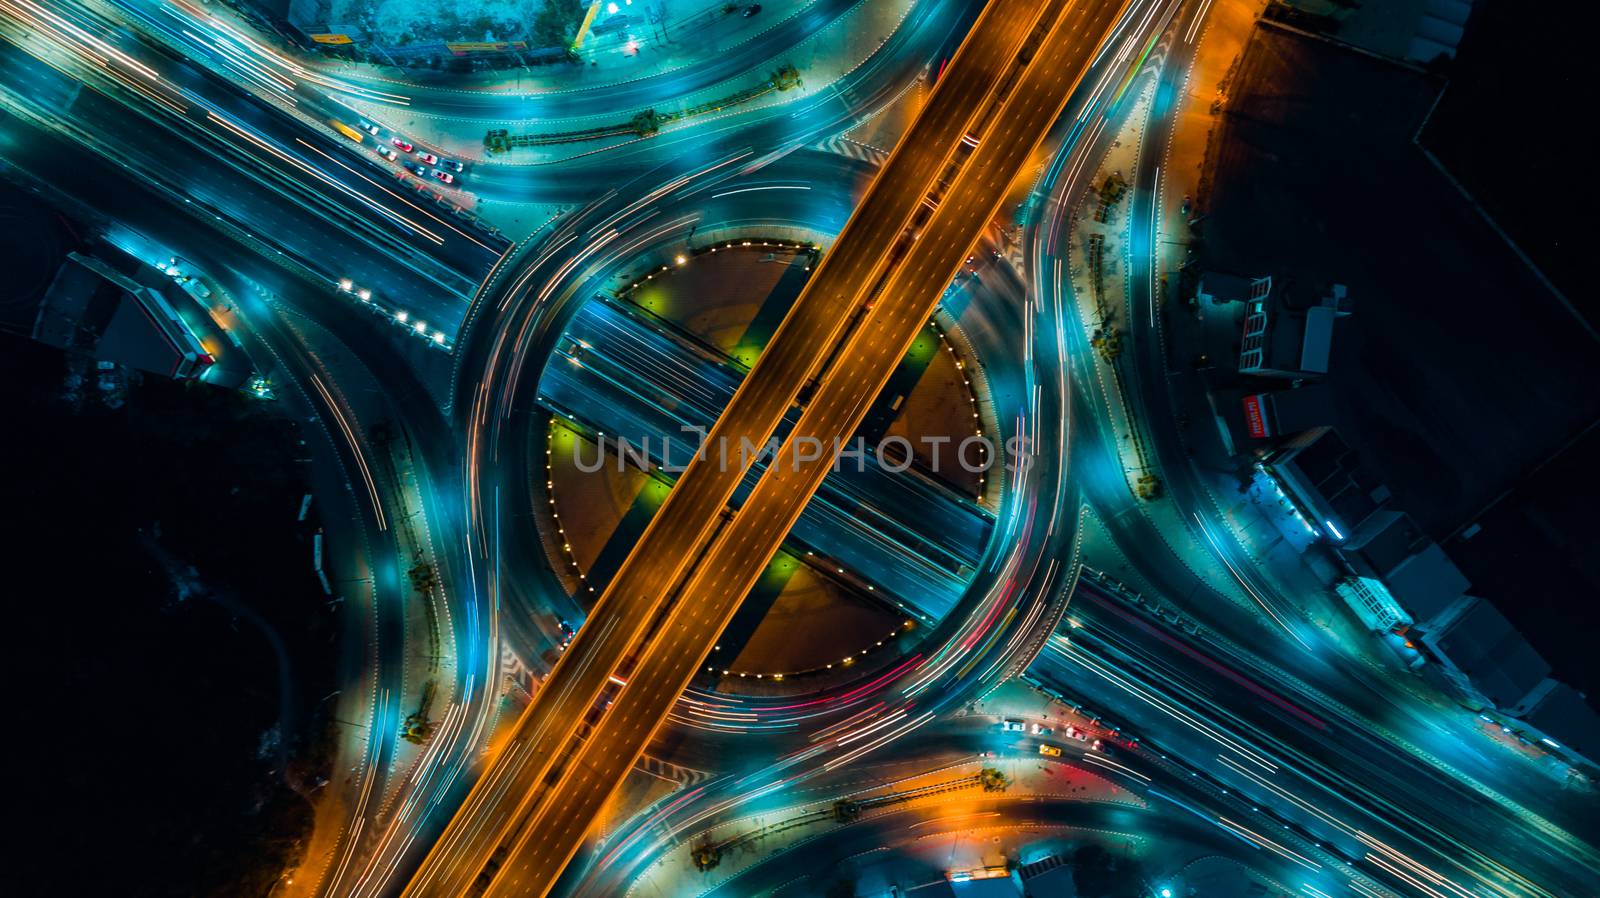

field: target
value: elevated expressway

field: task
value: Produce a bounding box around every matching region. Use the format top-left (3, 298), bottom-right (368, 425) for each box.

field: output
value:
top-left (469, 0), bottom-right (1136, 893)
top-left (404, 0), bottom-right (1067, 892)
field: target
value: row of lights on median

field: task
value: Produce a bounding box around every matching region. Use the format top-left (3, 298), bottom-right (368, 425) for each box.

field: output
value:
top-left (616, 239), bottom-right (816, 296)
top-left (543, 415), bottom-right (917, 682)
top-left (928, 315), bottom-right (989, 501)
top-left (545, 417), bottom-right (599, 598)
top-left (338, 278), bottom-right (451, 350)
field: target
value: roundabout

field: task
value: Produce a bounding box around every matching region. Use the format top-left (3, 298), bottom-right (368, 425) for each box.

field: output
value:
top-left (533, 238), bottom-right (999, 686)
top-left (454, 146), bottom-right (1081, 746)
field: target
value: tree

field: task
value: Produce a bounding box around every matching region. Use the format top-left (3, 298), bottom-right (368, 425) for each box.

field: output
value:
top-left (533, 0), bottom-right (586, 47)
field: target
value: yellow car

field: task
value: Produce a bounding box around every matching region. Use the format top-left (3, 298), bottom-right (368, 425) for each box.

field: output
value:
top-left (1038, 743), bottom-right (1062, 757)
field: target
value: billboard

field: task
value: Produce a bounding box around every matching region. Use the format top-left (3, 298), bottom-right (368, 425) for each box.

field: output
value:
top-left (1242, 394), bottom-right (1268, 439)
top-left (310, 33), bottom-right (354, 45)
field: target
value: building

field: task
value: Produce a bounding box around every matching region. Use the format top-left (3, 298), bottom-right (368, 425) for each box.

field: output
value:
top-left (1334, 508), bottom-right (1483, 641)
top-left (1240, 385), bottom-right (1334, 440)
top-left (1275, 0), bottom-right (1471, 64)
top-left (1509, 681), bottom-right (1600, 774)
top-left (1195, 270), bottom-right (1271, 306)
top-left (1415, 596), bottom-right (1551, 711)
top-left (34, 252), bottom-right (214, 379)
top-left (1260, 428), bottom-right (1389, 542)
top-left (1238, 280), bottom-right (1350, 379)
top-left (1016, 853), bottom-right (1077, 896)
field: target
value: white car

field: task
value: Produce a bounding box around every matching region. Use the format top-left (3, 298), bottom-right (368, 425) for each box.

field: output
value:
top-left (377, 145), bottom-right (397, 161)
top-left (417, 151), bottom-right (439, 165)
top-left (1001, 719), bottom-right (1025, 732)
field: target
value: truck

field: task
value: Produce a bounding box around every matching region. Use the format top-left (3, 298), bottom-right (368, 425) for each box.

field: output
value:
top-left (331, 120), bottom-right (366, 144)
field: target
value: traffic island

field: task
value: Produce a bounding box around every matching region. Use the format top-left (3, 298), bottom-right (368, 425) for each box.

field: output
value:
top-left (533, 240), bottom-right (1002, 687)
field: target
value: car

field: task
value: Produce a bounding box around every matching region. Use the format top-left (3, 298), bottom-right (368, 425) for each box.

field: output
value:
top-left (1001, 719), bottom-right (1025, 732)
top-left (376, 145), bottom-right (397, 161)
top-left (391, 137), bottom-right (414, 152)
top-left (743, 3), bottom-right (761, 15)
top-left (417, 151), bottom-right (439, 165)
top-left (1031, 723), bottom-right (1052, 735)
top-left (438, 158), bottom-right (466, 172)
top-left (357, 120), bottom-right (380, 136)
top-left (432, 169), bottom-right (457, 185)
top-left (404, 161), bottom-right (428, 176)
top-left (1038, 743), bottom-right (1063, 757)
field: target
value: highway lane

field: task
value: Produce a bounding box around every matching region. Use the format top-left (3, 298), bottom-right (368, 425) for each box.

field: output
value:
top-left (456, 0), bottom-right (1165, 784)
top-left (2, 0), bottom-right (506, 275)
top-left (1085, 5), bottom-right (1600, 867)
top-left (699, 793), bottom-right (1268, 897)
top-left (0, 70), bottom-right (499, 898)
top-left (0, 0), bottom-right (501, 331)
top-left (475, 0), bottom-right (1135, 892)
top-left (407, 2), bottom-right (1063, 893)
top-left (1036, 582), bottom-right (1600, 898)
top-left (574, 711), bottom-right (1361, 898)
top-left (115, 0), bottom-right (945, 122)
top-left (998, 11), bottom-right (1600, 897)
top-left (0, 86), bottom-right (478, 897)
top-left (103, 0), bottom-right (975, 206)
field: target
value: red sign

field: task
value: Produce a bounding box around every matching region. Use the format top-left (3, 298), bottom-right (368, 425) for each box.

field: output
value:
top-left (1242, 394), bottom-right (1268, 438)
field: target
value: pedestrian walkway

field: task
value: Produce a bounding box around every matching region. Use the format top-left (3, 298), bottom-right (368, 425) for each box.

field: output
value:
top-left (1060, 74), bottom-right (1274, 623)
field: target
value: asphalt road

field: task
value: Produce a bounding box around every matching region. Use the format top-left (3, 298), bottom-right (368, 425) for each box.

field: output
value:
top-left (0, 9), bottom-right (499, 329)
top-left (1034, 583), bottom-right (1600, 898)
top-left (405, 0), bottom-right (1074, 893)
top-left (469, 0), bottom-right (1135, 893)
